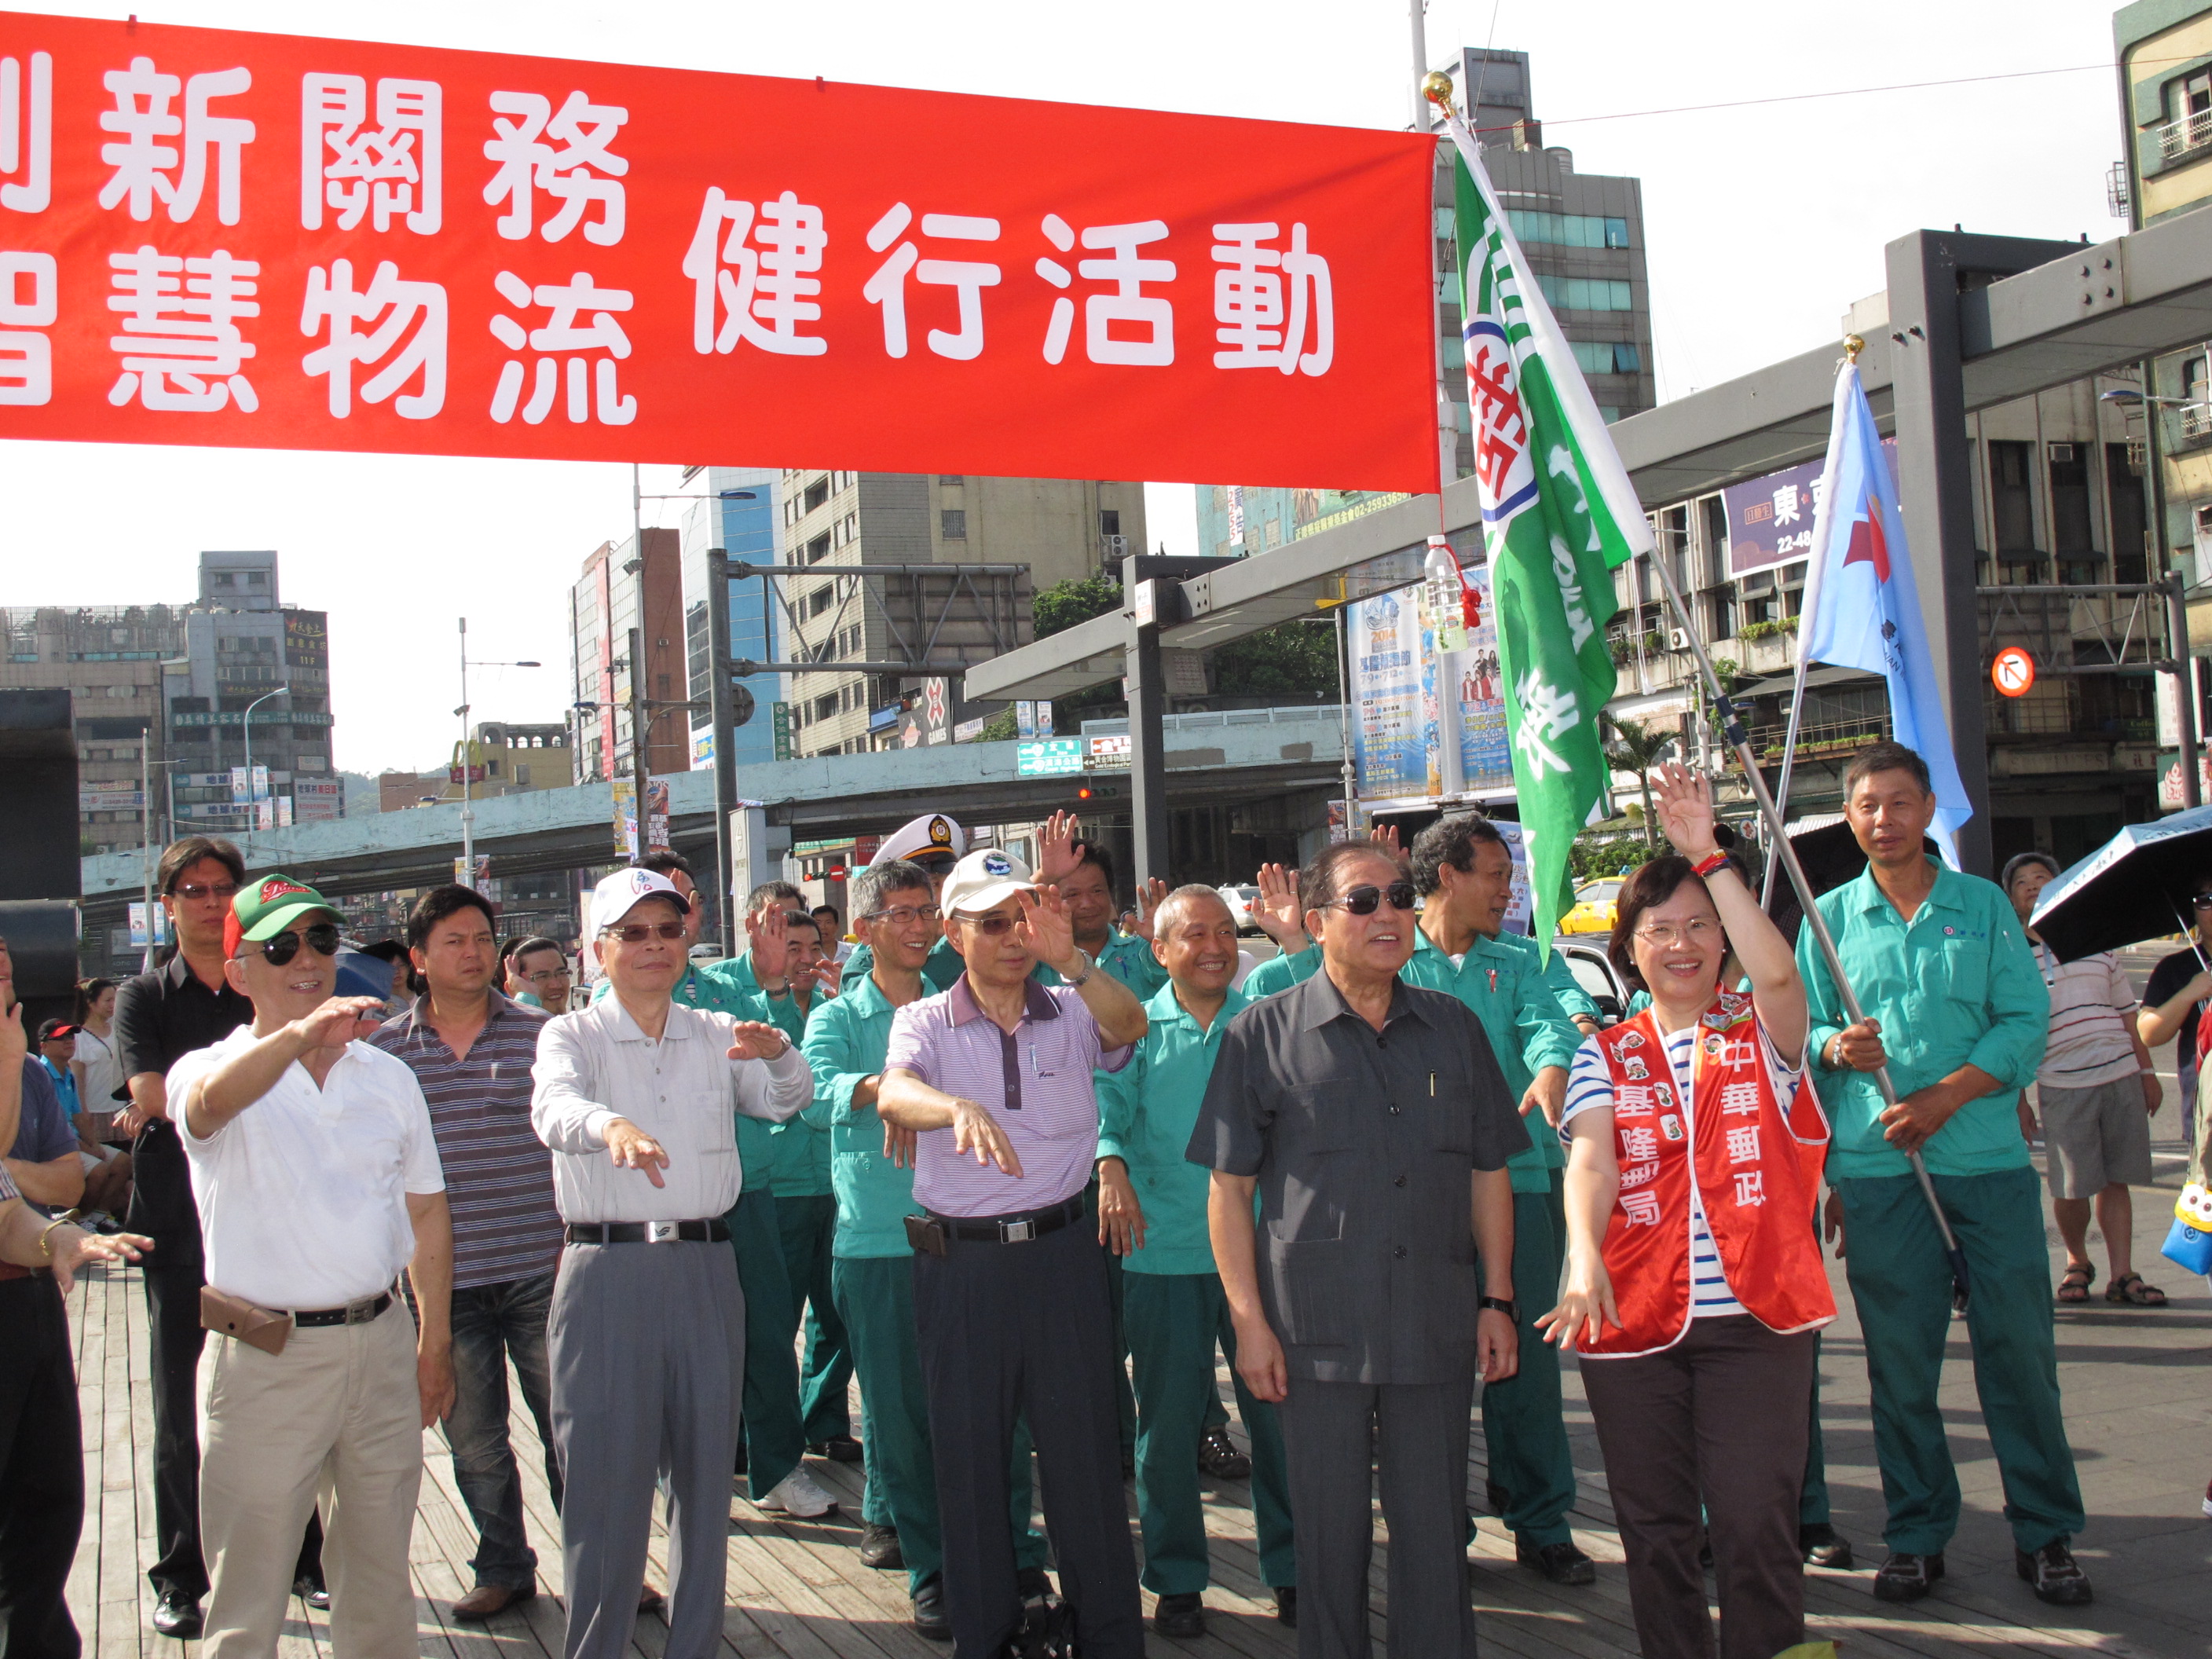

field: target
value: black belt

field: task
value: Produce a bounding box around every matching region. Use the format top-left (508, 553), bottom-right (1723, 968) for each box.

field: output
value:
top-left (566, 1219), bottom-right (731, 1245)
top-left (292, 1291), bottom-right (392, 1328)
top-left (929, 1194), bottom-right (1086, 1245)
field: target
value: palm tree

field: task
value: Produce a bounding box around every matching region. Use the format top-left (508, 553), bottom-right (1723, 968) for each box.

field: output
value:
top-left (1603, 716), bottom-right (1677, 849)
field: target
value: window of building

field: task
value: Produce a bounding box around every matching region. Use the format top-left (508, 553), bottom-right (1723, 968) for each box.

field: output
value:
top-left (941, 509), bottom-right (967, 540)
top-left (807, 532), bottom-right (831, 563)
top-left (808, 587), bottom-right (833, 617)
top-left (803, 476), bottom-right (830, 512)
top-left (515, 764), bottom-right (530, 786)
top-left (1988, 440), bottom-right (2036, 553)
top-left (2107, 441), bottom-right (2148, 582)
top-left (245, 571), bottom-right (266, 586)
top-left (2048, 442), bottom-right (2093, 558)
top-left (815, 692), bottom-right (838, 722)
top-left (1536, 275), bottom-right (1633, 313)
top-left (1099, 508), bottom-right (1121, 538)
top-left (939, 474), bottom-right (964, 485)
top-left (1505, 210), bottom-right (1631, 250)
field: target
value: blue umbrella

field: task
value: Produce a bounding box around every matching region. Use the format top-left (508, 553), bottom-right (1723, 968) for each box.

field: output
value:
top-left (2028, 803), bottom-right (2212, 963)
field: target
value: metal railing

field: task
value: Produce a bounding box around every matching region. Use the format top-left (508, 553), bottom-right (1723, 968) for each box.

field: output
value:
top-left (1741, 714), bottom-right (1888, 760)
top-left (2158, 107), bottom-right (2212, 161)
top-left (1080, 704), bottom-right (1345, 736)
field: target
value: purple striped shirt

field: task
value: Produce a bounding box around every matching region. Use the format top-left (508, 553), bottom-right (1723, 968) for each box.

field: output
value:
top-left (368, 991), bottom-right (565, 1289)
top-left (884, 976), bottom-right (1130, 1218)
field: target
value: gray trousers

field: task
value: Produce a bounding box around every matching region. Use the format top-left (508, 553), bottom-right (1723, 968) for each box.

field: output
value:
top-left (548, 1240), bottom-right (744, 1659)
top-left (1275, 1375), bottom-right (1478, 1659)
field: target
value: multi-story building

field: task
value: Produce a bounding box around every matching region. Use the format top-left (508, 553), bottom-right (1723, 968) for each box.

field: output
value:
top-left (778, 471), bottom-right (1144, 757)
top-left (567, 528), bottom-right (689, 784)
top-left (676, 465), bottom-right (784, 771)
top-left (378, 720), bottom-right (573, 811)
top-left (1195, 45), bottom-right (1656, 562)
top-left (0, 551), bottom-right (336, 855)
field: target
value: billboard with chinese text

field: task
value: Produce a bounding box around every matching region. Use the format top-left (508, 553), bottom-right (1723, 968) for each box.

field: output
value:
top-left (0, 11), bottom-right (1438, 490)
top-left (1722, 438), bottom-right (1901, 576)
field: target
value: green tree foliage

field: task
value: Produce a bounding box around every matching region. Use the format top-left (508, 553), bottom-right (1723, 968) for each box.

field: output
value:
top-left (1034, 573), bottom-right (1123, 639)
top-left (1208, 619), bottom-right (1339, 701)
top-left (1602, 715), bottom-right (1676, 850)
top-left (976, 706), bottom-right (1016, 742)
top-left (1572, 833), bottom-right (1658, 881)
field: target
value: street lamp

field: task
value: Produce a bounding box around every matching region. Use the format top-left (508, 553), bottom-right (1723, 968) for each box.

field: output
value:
top-left (241, 684), bottom-right (290, 836)
top-left (456, 617), bottom-right (542, 886)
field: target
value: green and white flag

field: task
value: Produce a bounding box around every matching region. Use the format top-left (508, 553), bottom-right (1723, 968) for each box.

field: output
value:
top-left (1442, 115), bottom-right (1652, 949)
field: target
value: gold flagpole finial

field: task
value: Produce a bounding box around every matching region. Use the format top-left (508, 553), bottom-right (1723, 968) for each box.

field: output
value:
top-left (1421, 71), bottom-right (1457, 119)
top-left (1843, 333), bottom-right (1865, 364)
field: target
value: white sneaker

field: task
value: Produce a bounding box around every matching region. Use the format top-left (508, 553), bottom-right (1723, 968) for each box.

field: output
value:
top-left (756, 1467), bottom-right (837, 1518)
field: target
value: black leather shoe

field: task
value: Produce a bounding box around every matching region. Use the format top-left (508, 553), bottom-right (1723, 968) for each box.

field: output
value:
top-left (911, 1577), bottom-right (951, 1641)
top-left (1196, 1424), bottom-right (1251, 1480)
top-left (1016, 1566), bottom-right (1054, 1602)
top-left (2016, 1540), bottom-right (2093, 1606)
top-left (1516, 1536), bottom-right (1596, 1586)
top-left (1873, 1551), bottom-right (1945, 1602)
top-left (293, 1574), bottom-right (331, 1610)
top-left (1271, 1585), bottom-right (1297, 1628)
top-left (809, 1434), bottom-right (863, 1463)
top-left (151, 1590), bottom-right (203, 1639)
top-left (1800, 1522), bottom-right (1855, 1569)
top-left (1152, 1591), bottom-right (1205, 1638)
top-left (859, 1523), bottom-right (904, 1569)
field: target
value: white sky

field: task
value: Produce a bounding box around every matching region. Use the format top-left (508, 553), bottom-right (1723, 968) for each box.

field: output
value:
top-left (0, 0), bottom-right (2125, 774)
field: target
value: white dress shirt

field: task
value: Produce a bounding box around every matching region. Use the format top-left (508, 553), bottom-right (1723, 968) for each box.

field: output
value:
top-left (171, 1024), bottom-right (445, 1310)
top-left (530, 993), bottom-right (812, 1223)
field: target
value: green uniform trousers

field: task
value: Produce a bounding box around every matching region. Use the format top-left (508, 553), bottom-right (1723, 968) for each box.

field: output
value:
top-left (725, 1187), bottom-right (806, 1500)
top-left (832, 1255), bottom-right (1047, 1595)
top-left (777, 1193), bottom-right (855, 1445)
top-left (1478, 1183), bottom-right (1579, 1547)
top-left (1801, 1337), bottom-right (1830, 1528)
top-left (1123, 1272), bottom-right (1296, 1595)
top-left (1834, 1166), bottom-right (2085, 1555)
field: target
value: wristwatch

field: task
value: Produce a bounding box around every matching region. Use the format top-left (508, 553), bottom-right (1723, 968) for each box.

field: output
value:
top-left (1063, 949), bottom-right (1094, 988)
top-left (1479, 1295), bottom-right (1518, 1321)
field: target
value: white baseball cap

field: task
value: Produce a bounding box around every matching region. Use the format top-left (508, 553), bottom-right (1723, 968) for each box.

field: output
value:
top-left (872, 812), bottom-right (965, 867)
top-left (590, 866), bottom-right (690, 930)
top-left (939, 846), bottom-right (1034, 919)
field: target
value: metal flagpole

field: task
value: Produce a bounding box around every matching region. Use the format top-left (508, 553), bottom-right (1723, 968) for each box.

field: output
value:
top-left (1640, 534), bottom-right (1973, 1309)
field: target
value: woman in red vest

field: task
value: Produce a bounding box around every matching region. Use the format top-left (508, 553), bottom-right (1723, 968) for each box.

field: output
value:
top-left (1540, 763), bottom-right (1835, 1659)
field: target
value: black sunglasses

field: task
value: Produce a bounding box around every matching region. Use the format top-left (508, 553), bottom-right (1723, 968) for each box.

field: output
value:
top-left (1327, 881), bottom-right (1418, 916)
top-left (257, 923), bottom-right (342, 966)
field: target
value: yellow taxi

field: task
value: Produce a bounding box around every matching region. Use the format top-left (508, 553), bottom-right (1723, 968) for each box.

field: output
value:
top-left (1558, 878), bottom-right (1624, 936)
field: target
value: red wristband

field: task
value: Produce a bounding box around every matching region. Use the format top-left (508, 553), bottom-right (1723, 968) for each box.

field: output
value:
top-left (1691, 851), bottom-right (1731, 879)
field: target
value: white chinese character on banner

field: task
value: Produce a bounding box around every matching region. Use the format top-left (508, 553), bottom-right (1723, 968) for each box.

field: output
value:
top-left (1771, 483), bottom-right (1800, 526)
top-left (1620, 1188), bottom-right (1663, 1226)
top-left (1618, 1125), bottom-right (1658, 1163)
top-left (1724, 1124), bottom-right (1760, 1164)
top-left (2, 51), bottom-right (53, 212)
top-left (1612, 1084), bottom-right (1655, 1119)
top-left (1720, 1038), bottom-right (1758, 1070)
top-left (864, 203), bottom-right (1000, 360)
top-left (106, 245), bottom-right (258, 411)
top-left (1719, 1081), bottom-right (1763, 1116)
top-left (488, 269), bottom-right (634, 425)
top-left (1809, 475), bottom-right (1827, 518)
top-left (482, 90), bottom-right (628, 244)
top-left (97, 58), bottom-right (253, 225)
top-left (300, 258), bottom-right (445, 418)
top-left (302, 75), bottom-right (441, 233)
top-left (1210, 221), bottom-right (1331, 375)
top-left (1732, 1170), bottom-right (1767, 1207)
top-left (0, 249), bottom-right (55, 405)
top-left (1618, 1160), bottom-right (1658, 1190)
top-left (1031, 214), bottom-right (1174, 367)
top-left (683, 188), bottom-right (826, 357)
top-left (1512, 670), bottom-right (1580, 778)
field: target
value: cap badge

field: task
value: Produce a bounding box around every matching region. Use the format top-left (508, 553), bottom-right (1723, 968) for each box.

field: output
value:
top-left (983, 851), bottom-right (1012, 877)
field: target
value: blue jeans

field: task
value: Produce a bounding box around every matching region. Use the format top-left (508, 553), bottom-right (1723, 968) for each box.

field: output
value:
top-left (447, 1273), bottom-right (559, 1590)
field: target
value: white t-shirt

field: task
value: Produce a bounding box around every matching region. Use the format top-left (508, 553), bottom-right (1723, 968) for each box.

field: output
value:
top-left (1563, 1020), bottom-right (1804, 1320)
top-left (172, 1023), bottom-right (445, 1310)
top-left (2030, 944), bottom-right (2141, 1091)
top-left (73, 1025), bottom-right (126, 1122)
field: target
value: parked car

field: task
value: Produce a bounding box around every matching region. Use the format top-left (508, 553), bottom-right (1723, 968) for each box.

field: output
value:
top-left (1558, 878), bottom-right (1624, 936)
top-left (1551, 937), bottom-right (1629, 1026)
top-left (1216, 884), bottom-right (1265, 936)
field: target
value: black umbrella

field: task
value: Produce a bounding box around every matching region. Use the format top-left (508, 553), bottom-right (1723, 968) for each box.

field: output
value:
top-left (1761, 821), bottom-right (1939, 950)
top-left (2028, 804), bottom-right (2212, 963)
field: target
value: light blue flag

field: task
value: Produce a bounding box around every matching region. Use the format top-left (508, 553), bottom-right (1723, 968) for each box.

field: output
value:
top-left (1797, 362), bottom-right (1972, 864)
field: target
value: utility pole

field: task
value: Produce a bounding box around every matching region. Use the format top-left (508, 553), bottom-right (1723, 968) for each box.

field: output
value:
top-left (138, 732), bottom-right (156, 971)
top-left (627, 624), bottom-right (652, 858)
top-left (2169, 572), bottom-right (2203, 808)
top-left (707, 548), bottom-right (739, 953)
top-left (459, 617), bottom-right (474, 881)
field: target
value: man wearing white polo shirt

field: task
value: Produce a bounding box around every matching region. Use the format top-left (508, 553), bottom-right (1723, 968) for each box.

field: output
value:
top-left (168, 874), bottom-right (455, 1659)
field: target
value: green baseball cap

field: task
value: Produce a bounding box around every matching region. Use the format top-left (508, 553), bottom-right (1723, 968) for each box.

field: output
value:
top-left (225, 873), bottom-right (342, 956)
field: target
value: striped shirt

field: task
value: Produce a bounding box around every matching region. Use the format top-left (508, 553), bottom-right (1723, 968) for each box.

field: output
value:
top-left (368, 991), bottom-right (564, 1290)
top-left (1563, 1022), bottom-right (1804, 1320)
top-left (2028, 944), bottom-right (2140, 1090)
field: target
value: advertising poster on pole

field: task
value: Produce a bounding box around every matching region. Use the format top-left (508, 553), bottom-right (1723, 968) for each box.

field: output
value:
top-left (1447, 560), bottom-right (1511, 791)
top-left (1350, 586), bottom-right (1425, 800)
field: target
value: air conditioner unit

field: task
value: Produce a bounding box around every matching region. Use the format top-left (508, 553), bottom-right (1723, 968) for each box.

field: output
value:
top-left (2048, 442), bottom-right (2077, 463)
top-left (1668, 628), bottom-right (1690, 650)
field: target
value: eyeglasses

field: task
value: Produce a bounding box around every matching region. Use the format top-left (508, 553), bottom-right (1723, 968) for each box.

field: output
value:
top-left (863, 904), bottom-right (941, 926)
top-left (1326, 881), bottom-right (1417, 916)
top-left (1634, 918), bottom-right (1723, 947)
top-left (601, 921), bottom-right (687, 944)
top-left (959, 913), bottom-right (1024, 936)
top-left (2191, 892), bottom-right (2212, 910)
top-left (255, 923), bottom-right (342, 966)
top-left (518, 967), bottom-right (570, 984)
top-left (171, 881), bottom-right (238, 903)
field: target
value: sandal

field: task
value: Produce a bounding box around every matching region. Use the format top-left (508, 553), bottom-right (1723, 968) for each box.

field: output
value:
top-left (2056, 1264), bottom-right (2094, 1303)
top-left (2107, 1272), bottom-right (2168, 1306)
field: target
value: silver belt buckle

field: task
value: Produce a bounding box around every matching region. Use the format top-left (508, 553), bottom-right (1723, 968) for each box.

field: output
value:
top-left (999, 1218), bottom-right (1035, 1243)
top-left (343, 1295), bottom-right (380, 1325)
top-left (646, 1220), bottom-right (682, 1243)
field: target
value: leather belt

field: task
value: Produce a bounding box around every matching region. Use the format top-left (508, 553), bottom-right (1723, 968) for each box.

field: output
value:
top-left (566, 1219), bottom-right (731, 1245)
top-left (929, 1194), bottom-right (1086, 1245)
top-left (291, 1291), bottom-right (392, 1328)
top-left (0, 1263), bottom-right (38, 1282)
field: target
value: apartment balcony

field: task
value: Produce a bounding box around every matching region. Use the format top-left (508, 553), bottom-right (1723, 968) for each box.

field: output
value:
top-left (2157, 107), bottom-right (2212, 163)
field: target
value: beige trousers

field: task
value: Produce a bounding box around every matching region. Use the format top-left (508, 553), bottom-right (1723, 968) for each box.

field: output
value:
top-left (197, 1302), bottom-right (423, 1659)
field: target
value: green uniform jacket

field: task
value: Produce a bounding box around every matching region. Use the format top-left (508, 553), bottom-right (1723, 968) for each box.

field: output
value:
top-left (701, 950), bottom-right (829, 1196)
top-left (799, 973), bottom-right (916, 1259)
top-left (1799, 860), bottom-right (2049, 1180)
top-left (1096, 980), bottom-right (1248, 1276)
top-left (1400, 929), bottom-right (1580, 1192)
top-left (591, 965), bottom-right (781, 1174)
top-left (1034, 929), bottom-right (1170, 1000)
top-left (1241, 942), bottom-right (1320, 999)
top-left (840, 936), bottom-right (967, 995)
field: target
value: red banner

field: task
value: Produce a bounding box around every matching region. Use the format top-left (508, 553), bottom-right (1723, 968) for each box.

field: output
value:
top-left (0, 12), bottom-right (1438, 490)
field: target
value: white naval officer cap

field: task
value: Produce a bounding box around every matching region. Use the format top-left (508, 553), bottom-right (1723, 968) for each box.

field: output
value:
top-left (871, 812), bottom-right (965, 867)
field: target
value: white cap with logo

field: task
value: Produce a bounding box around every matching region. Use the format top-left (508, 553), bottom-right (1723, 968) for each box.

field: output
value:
top-left (589, 866), bottom-right (690, 930)
top-left (939, 846), bottom-right (1034, 919)
top-left (871, 812), bottom-right (965, 868)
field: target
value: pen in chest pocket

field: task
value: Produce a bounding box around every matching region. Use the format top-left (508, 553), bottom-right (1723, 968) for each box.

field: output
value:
top-left (1430, 1071), bottom-right (1437, 1098)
